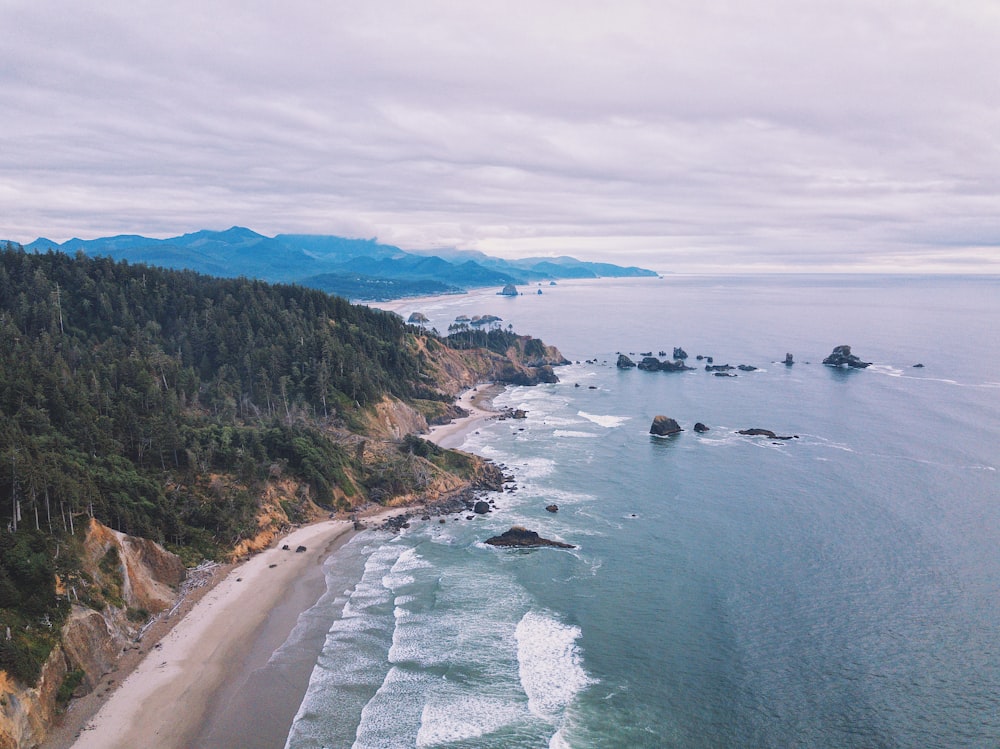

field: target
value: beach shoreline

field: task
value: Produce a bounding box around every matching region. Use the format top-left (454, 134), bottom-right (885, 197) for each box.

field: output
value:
top-left (424, 382), bottom-right (504, 449)
top-left (50, 386), bottom-right (501, 749)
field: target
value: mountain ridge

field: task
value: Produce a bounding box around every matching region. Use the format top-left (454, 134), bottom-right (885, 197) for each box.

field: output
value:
top-left (21, 227), bottom-right (658, 299)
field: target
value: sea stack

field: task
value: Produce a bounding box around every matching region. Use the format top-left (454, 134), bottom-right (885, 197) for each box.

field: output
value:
top-left (649, 415), bottom-right (683, 436)
top-left (822, 345), bottom-right (871, 368)
top-left (485, 526), bottom-right (575, 549)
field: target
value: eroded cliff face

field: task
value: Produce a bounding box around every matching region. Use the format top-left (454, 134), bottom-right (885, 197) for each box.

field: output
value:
top-left (230, 478), bottom-right (329, 559)
top-left (411, 334), bottom-right (569, 397)
top-left (0, 520), bottom-right (184, 749)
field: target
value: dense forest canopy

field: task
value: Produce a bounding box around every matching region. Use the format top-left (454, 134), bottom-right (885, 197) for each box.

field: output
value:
top-left (0, 244), bottom-right (567, 689)
top-left (0, 246), bottom-right (453, 547)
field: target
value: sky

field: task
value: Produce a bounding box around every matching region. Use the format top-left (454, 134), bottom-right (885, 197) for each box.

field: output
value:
top-left (2, 1), bottom-right (1000, 273)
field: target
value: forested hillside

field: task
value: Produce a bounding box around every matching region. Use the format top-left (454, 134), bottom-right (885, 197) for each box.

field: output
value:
top-left (0, 245), bottom-right (565, 691)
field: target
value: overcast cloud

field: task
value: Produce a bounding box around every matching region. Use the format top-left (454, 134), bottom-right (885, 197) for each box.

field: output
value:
top-left (2, 0), bottom-right (999, 271)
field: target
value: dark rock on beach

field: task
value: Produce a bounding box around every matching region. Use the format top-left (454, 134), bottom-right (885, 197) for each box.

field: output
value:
top-left (822, 345), bottom-right (871, 368)
top-left (650, 415), bottom-right (683, 436)
top-left (485, 526), bottom-right (576, 549)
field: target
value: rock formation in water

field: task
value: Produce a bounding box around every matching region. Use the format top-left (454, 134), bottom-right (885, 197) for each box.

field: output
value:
top-left (822, 345), bottom-right (871, 368)
top-left (784, 353), bottom-right (794, 365)
top-left (498, 284), bottom-right (519, 296)
top-left (485, 526), bottom-right (576, 549)
top-left (694, 422), bottom-right (709, 433)
top-left (738, 428), bottom-right (798, 440)
top-left (637, 356), bottom-right (693, 372)
top-left (616, 353), bottom-right (636, 368)
top-left (650, 415), bottom-right (683, 436)
top-left (673, 347), bottom-right (688, 360)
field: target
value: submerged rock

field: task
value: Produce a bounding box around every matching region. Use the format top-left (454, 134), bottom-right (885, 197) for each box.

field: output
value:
top-left (485, 526), bottom-right (575, 549)
top-left (822, 345), bottom-right (871, 368)
top-left (545, 504), bottom-right (559, 513)
top-left (738, 428), bottom-right (798, 440)
top-left (650, 415), bottom-right (683, 436)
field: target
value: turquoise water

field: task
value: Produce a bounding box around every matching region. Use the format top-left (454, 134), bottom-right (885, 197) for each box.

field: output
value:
top-left (285, 275), bottom-right (1000, 748)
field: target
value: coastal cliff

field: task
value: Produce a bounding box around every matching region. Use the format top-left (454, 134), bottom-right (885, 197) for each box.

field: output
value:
top-left (0, 521), bottom-right (183, 749)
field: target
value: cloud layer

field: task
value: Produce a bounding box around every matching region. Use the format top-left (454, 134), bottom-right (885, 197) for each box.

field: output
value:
top-left (3, 1), bottom-right (999, 271)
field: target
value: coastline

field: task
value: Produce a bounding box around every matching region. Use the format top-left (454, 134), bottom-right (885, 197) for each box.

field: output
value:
top-left (53, 510), bottom-right (382, 749)
top-left (425, 383), bottom-right (504, 449)
top-left (51, 388), bottom-right (501, 749)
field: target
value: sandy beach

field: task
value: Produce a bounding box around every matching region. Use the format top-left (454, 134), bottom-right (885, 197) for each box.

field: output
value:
top-left (424, 383), bottom-right (504, 449)
top-left (61, 519), bottom-right (355, 749)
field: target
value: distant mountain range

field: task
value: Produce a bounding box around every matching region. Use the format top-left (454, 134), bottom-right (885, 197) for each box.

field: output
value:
top-left (18, 227), bottom-right (658, 300)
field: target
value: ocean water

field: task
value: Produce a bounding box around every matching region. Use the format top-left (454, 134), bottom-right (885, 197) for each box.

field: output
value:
top-left (284, 275), bottom-right (1000, 748)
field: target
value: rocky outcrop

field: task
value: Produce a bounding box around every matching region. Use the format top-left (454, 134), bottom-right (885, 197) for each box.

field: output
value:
top-left (498, 284), bottom-right (518, 296)
top-left (637, 356), bottom-right (693, 372)
top-left (784, 353), bottom-right (794, 365)
top-left (738, 428), bottom-right (798, 440)
top-left (407, 333), bottom-right (568, 398)
top-left (822, 345), bottom-right (871, 368)
top-left (694, 422), bottom-right (709, 433)
top-left (485, 526), bottom-right (575, 549)
top-left (616, 354), bottom-right (636, 369)
top-left (650, 415), bottom-right (683, 436)
top-left (407, 312), bottom-right (429, 324)
top-left (673, 347), bottom-right (688, 360)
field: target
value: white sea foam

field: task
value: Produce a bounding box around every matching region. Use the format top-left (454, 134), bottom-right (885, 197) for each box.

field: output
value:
top-left (416, 697), bottom-right (529, 747)
top-left (549, 727), bottom-right (573, 748)
top-left (553, 430), bottom-right (598, 439)
top-left (577, 411), bottom-right (630, 428)
top-left (353, 666), bottom-right (436, 749)
top-left (516, 611), bottom-right (595, 721)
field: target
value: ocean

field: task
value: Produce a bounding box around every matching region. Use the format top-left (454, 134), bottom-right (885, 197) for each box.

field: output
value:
top-left (281, 275), bottom-right (1000, 748)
